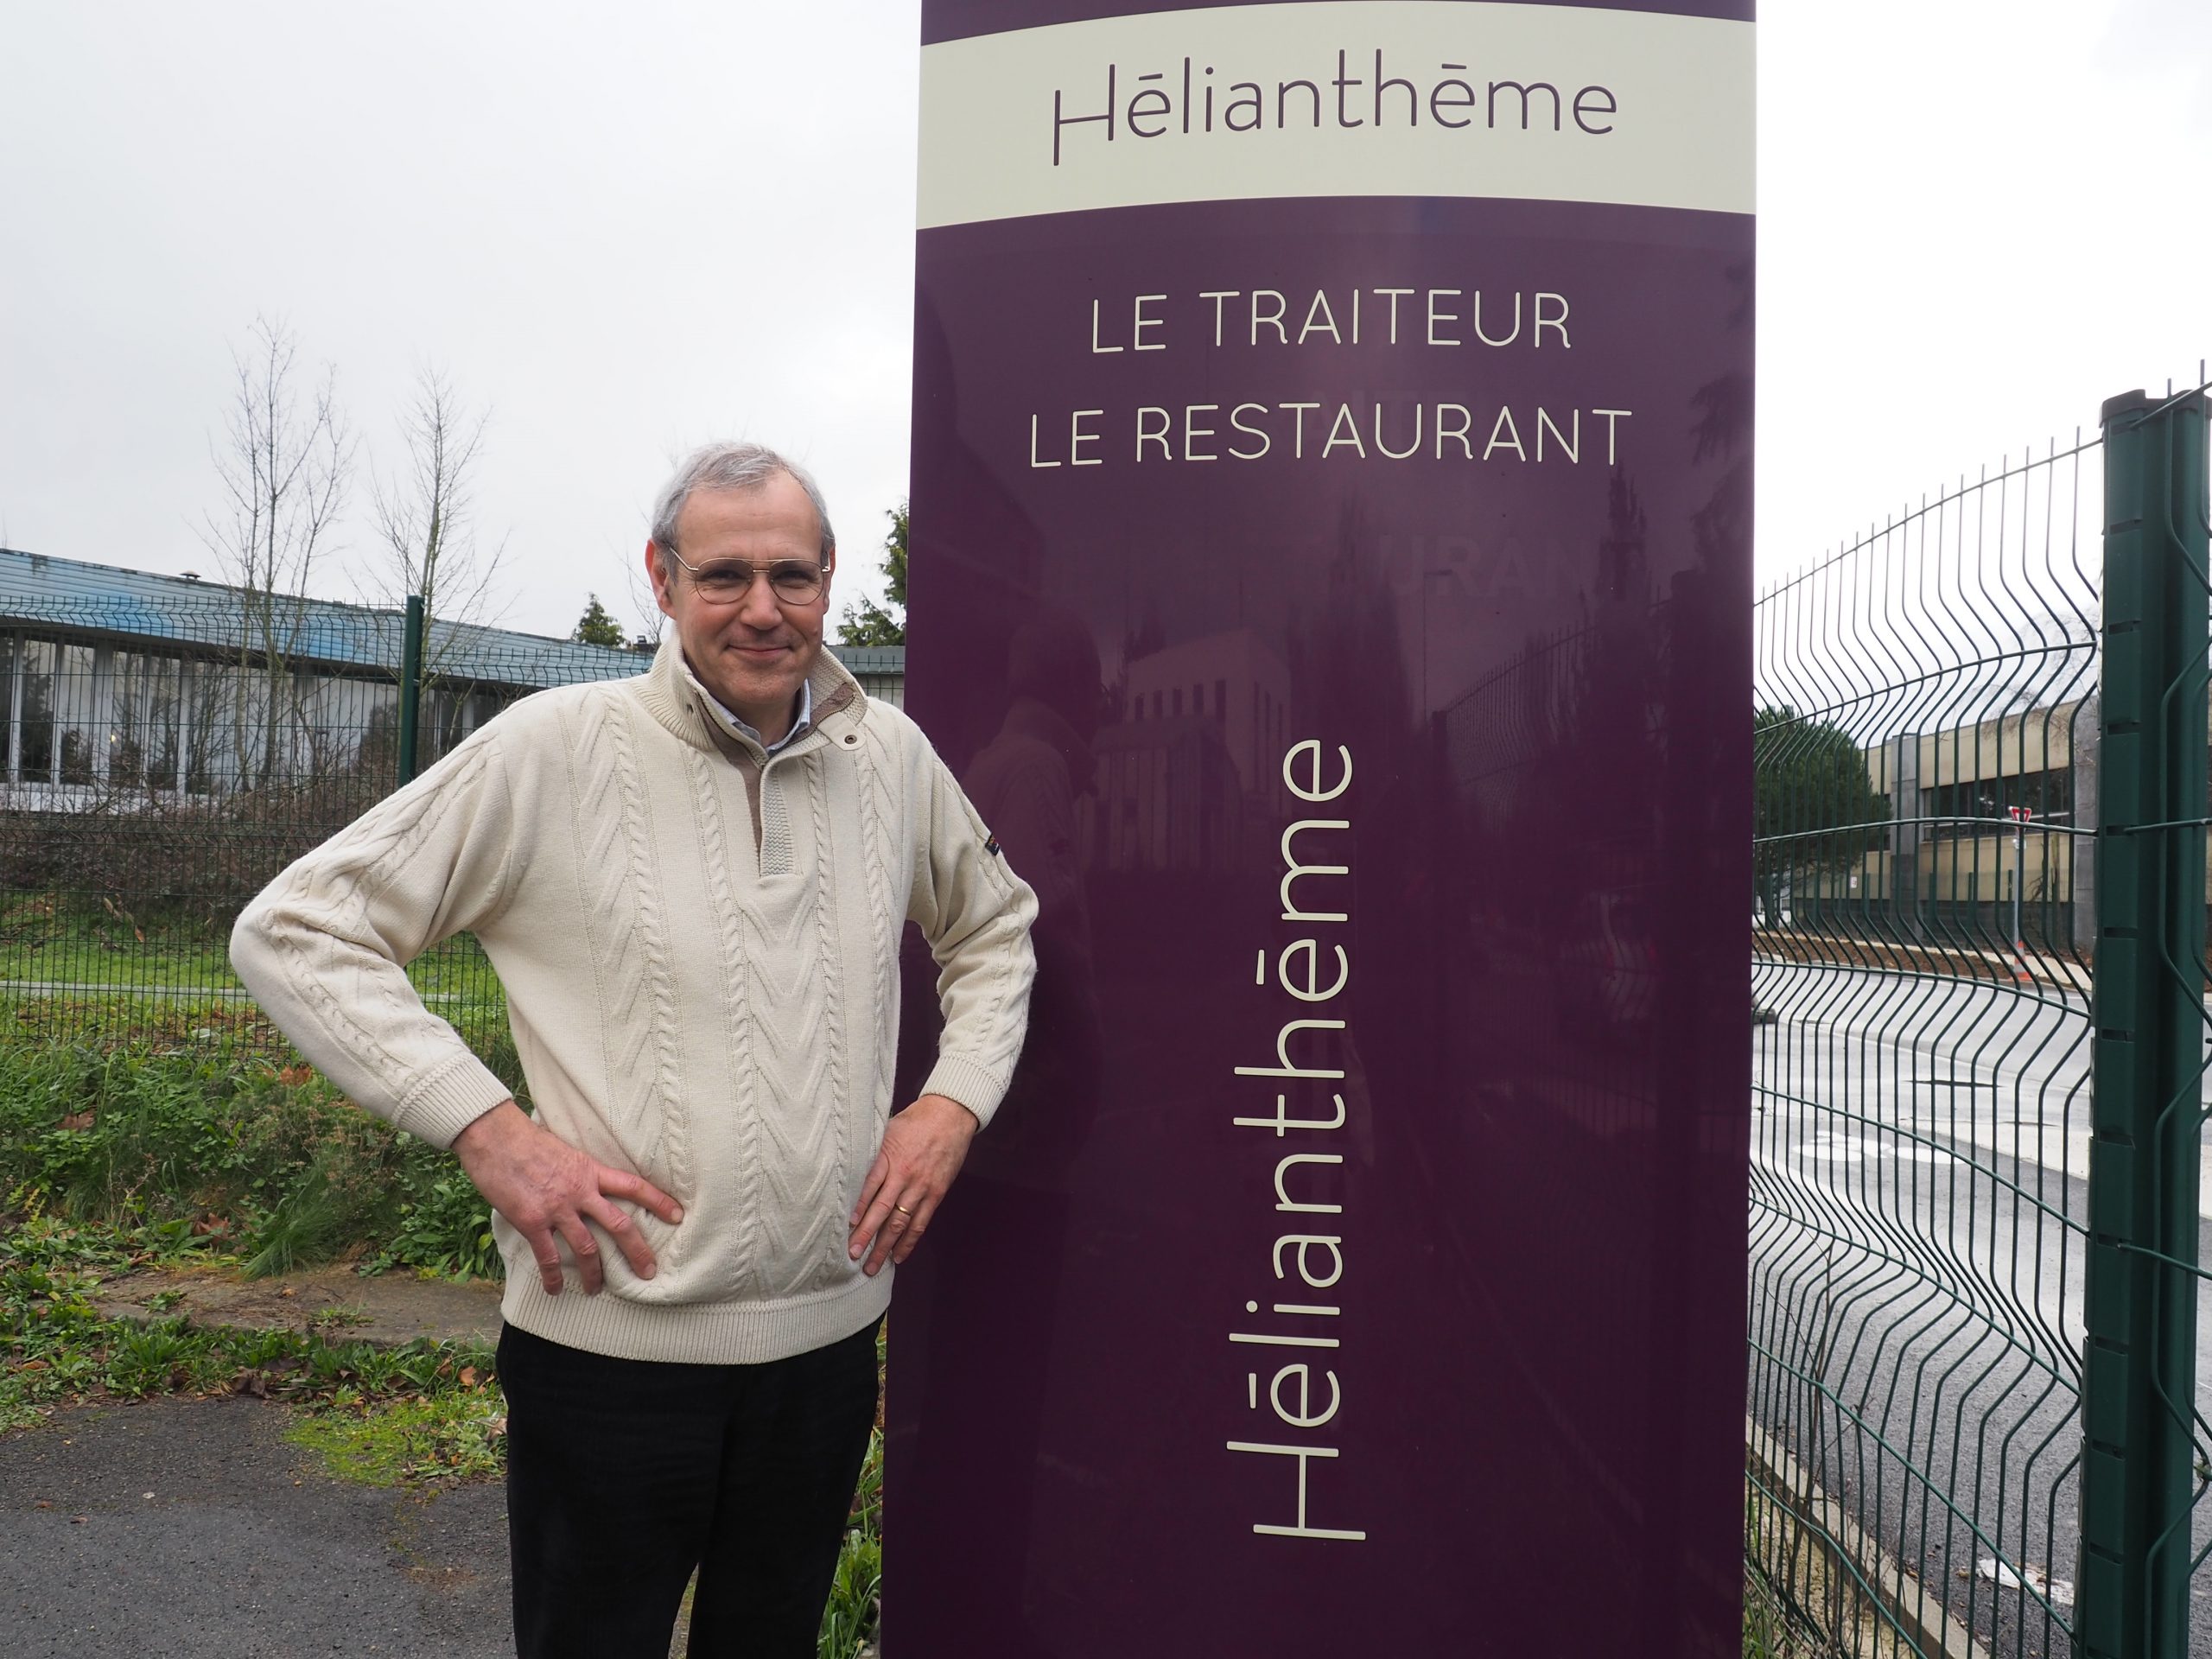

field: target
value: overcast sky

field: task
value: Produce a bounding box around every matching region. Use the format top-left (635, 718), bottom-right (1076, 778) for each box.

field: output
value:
top-left (1, 1), bottom-right (2205, 641)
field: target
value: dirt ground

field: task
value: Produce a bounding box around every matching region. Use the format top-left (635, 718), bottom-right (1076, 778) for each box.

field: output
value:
top-left (92, 1265), bottom-right (504, 1348)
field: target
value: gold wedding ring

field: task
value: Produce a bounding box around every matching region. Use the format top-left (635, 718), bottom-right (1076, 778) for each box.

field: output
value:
top-left (894, 1204), bottom-right (912, 1217)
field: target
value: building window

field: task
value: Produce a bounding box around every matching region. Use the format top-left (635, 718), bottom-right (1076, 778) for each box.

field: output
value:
top-left (18, 639), bottom-right (54, 783)
top-left (1919, 766), bottom-right (2075, 837)
top-left (109, 651), bottom-right (149, 786)
top-left (54, 644), bottom-right (99, 785)
top-left (0, 635), bottom-right (12, 780)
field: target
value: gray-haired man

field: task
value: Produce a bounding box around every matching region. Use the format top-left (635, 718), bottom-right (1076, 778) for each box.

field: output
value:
top-left (232, 442), bottom-right (1038, 1656)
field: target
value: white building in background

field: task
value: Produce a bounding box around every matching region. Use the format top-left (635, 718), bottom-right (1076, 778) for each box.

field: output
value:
top-left (0, 548), bottom-right (904, 810)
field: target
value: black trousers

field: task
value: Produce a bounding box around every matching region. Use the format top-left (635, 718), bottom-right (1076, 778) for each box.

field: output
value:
top-left (497, 1317), bottom-right (882, 1659)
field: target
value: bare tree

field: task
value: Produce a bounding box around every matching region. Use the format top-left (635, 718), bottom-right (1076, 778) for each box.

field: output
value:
top-left (365, 366), bottom-right (517, 762)
top-left (369, 365), bottom-right (509, 669)
top-left (199, 315), bottom-right (353, 791)
top-left (624, 543), bottom-right (666, 652)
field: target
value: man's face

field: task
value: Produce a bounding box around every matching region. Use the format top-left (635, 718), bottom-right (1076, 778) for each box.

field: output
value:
top-left (645, 472), bottom-right (833, 739)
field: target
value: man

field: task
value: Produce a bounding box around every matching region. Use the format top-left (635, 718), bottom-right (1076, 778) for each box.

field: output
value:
top-left (231, 441), bottom-right (1038, 1657)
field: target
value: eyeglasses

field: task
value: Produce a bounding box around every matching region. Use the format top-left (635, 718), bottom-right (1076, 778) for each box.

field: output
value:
top-left (662, 547), bottom-right (830, 606)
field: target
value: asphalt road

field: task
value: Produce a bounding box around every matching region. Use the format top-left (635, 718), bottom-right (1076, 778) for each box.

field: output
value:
top-left (0, 1395), bottom-right (511, 1658)
top-left (1753, 957), bottom-right (2212, 1656)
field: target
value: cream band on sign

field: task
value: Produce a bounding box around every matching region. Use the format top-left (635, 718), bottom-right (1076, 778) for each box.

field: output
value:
top-left (918, 1), bottom-right (1756, 229)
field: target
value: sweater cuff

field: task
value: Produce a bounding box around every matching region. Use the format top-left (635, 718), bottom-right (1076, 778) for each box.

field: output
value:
top-left (394, 1051), bottom-right (518, 1150)
top-left (920, 1053), bottom-right (1010, 1131)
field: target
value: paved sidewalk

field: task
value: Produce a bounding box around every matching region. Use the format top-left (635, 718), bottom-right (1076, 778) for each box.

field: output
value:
top-left (5, 1266), bottom-right (509, 1656)
top-left (3, 1269), bottom-right (875, 1657)
top-left (0, 1394), bottom-right (512, 1657)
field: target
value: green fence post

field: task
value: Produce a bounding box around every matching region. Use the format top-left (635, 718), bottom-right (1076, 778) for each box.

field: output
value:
top-left (2080, 386), bottom-right (2210, 1659)
top-left (398, 594), bottom-right (425, 786)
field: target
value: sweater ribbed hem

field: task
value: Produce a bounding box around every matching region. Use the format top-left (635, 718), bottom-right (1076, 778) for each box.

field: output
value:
top-left (396, 1052), bottom-right (516, 1150)
top-left (499, 1268), bottom-right (894, 1366)
top-left (921, 1052), bottom-right (1008, 1129)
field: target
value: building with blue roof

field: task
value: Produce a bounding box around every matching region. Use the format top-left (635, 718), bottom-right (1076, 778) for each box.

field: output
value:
top-left (0, 548), bottom-right (902, 806)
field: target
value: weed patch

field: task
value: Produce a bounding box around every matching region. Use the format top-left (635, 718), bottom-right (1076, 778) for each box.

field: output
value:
top-left (0, 1211), bottom-right (496, 1436)
top-left (286, 1384), bottom-right (506, 1485)
top-left (0, 1036), bottom-right (504, 1281)
top-left (821, 1427), bottom-right (883, 1658)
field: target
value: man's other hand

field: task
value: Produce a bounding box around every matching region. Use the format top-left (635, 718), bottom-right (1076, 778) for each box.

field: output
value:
top-left (848, 1093), bottom-right (979, 1277)
top-left (452, 1100), bottom-right (684, 1295)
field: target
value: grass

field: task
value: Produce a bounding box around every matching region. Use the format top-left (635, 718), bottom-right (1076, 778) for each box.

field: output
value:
top-left (1745, 1484), bottom-right (1912, 1659)
top-left (819, 1331), bottom-right (886, 1659)
top-left (0, 894), bottom-right (509, 1056)
top-left (0, 1033), bottom-right (510, 1281)
top-left (0, 1206), bottom-right (498, 1440)
top-left (0, 912), bottom-right (884, 1656)
top-left (284, 1384), bottom-right (508, 1484)
top-left (1744, 1564), bottom-right (1817, 1659)
top-left (0, 896), bottom-right (508, 991)
top-left (3, 1079), bottom-right (883, 1656)
top-left (0, 905), bottom-right (516, 1279)
top-left (0, 894), bottom-right (238, 989)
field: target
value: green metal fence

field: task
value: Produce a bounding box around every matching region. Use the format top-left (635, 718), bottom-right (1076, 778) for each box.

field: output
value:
top-left (1751, 385), bottom-right (2212, 1657)
top-left (0, 582), bottom-right (651, 1054)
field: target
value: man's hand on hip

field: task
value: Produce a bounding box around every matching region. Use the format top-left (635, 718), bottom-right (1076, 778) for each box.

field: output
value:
top-left (452, 1100), bottom-right (683, 1295)
top-left (849, 1093), bottom-right (979, 1277)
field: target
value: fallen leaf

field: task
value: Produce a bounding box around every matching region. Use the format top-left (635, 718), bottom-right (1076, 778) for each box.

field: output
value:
top-left (57, 1111), bottom-right (93, 1132)
top-left (70, 1516), bottom-right (86, 1525)
top-left (33, 1501), bottom-right (51, 1510)
top-left (459, 1366), bottom-right (478, 1388)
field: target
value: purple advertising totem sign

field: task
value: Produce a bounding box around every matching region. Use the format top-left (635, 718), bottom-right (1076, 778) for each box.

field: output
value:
top-left (889, 3), bottom-right (1753, 1652)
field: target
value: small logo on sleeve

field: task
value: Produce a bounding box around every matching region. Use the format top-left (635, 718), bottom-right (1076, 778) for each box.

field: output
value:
top-left (983, 834), bottom-right (1002, 857)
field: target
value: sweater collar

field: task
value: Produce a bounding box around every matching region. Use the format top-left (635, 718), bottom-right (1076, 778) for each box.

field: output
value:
top-left (696, 672), bottom-right (815, 755)
top-left (632, 633), bottom-right (865, 759)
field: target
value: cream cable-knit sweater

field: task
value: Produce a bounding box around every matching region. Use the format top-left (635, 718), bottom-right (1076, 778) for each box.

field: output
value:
top-left (232, 640), bottom-right (1038, 1364)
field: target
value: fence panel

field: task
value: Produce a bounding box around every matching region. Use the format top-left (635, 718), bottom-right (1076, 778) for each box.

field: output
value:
top-left (0, 585), bottom-right (650, 1061)
top-left (1749, 436), bottom-right (2107, 1656)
